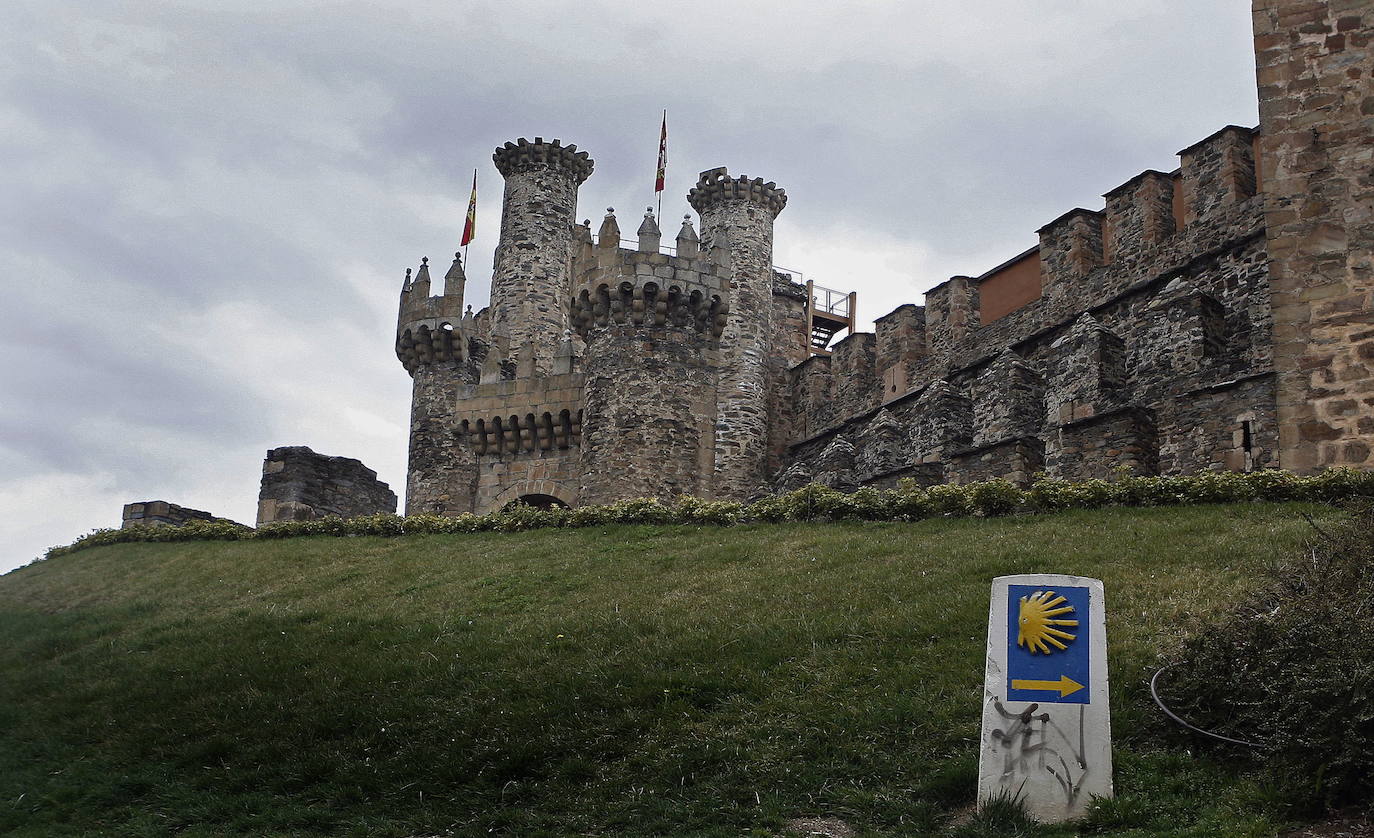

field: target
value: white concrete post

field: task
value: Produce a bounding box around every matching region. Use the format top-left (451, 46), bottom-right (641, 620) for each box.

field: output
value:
top-left (976, 573), bottom-right (1112, 822)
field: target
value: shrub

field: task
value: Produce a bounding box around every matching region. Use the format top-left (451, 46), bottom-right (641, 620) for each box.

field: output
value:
top-left (673, 496), bottom-right (743, 526)
top-left (1162, 505), bottom-right (1374, 810)
top-left (968, 479), bottom-right (1023, 517)
top-left (602, 497), bottom-right (673, 525)
top-left (37, 469), bottom-right (1374, 561)
top-left (925, 483), bottom-right (973, 516)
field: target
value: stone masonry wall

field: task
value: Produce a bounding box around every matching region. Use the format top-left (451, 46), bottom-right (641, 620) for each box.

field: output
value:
top-left (777, 121), bottom-right (1282, 491)
top-left (579, 327), bottom-right (718, 505)
top-left (1254, 0), bottom-right (1374, 471)
top-left (257, 446), bottom-right (397, 525)
top-left (122, 501), bottom-right (235, 529)
top-left (405, 360), bottom-right (479, 515)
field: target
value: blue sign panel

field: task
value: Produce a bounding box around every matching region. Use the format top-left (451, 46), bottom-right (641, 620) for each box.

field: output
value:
top-left (1006, 584), bottom-right (1092, 704)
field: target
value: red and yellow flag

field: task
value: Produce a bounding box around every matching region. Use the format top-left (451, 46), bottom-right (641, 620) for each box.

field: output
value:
top-left (654, 111), bottom-right (667, 193)
top-left (460, 170), bottom-right (477, 246)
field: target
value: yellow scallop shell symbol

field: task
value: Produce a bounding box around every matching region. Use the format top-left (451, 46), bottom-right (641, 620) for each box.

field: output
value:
top-left (1017, 590), bottom-right (1079, 654)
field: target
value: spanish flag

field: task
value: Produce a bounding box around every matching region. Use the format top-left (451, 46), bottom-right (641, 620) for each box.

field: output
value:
top-left (654, 111), bottom-right (667, 193)
top-left (460, 170), bottom-right (477, 247)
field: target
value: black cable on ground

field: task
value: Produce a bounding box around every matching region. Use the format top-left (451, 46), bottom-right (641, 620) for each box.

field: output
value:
top-left (1149, 663), bottom-right (1263, 748)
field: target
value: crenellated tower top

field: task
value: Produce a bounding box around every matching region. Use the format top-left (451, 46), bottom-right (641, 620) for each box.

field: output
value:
top-left (687, 167), bottom-right (788, 218)
top-left (492, 137), bottom-right (594, 184)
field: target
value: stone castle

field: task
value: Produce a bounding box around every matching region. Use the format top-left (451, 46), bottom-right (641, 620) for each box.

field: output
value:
top-left (116, 0), bottom-right (1372, 529)
top-left (388, 0), bottom-right (1373, 516)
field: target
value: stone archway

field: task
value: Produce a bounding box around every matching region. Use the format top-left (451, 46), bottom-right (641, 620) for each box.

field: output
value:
top-left (507, 493), bottom-right (569, 511)
top-left (486, 479), bottom-right (578, 515)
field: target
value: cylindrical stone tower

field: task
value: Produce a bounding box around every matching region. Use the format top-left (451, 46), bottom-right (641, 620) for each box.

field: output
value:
top-left (395, 255), bottom-right (478, 514)
top-left (688, 168), bottom-right (788, 500)
top-left (572, 262), bottom-right (727, 505)
top-left (490, 137), bottom-right (594, 376)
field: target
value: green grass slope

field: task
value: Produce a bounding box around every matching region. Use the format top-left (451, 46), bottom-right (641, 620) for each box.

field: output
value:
top-left (0, 504), bottom-right (1338, 837)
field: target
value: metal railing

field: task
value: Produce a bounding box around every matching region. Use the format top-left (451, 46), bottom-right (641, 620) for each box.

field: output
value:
top-left (587, 236), bottom-right (804, 280)
top-left (810, 283), bottom-right (852, 318)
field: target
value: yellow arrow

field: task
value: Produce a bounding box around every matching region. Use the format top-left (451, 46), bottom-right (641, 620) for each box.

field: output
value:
top-left (1011, 675), bottom-right (1086, 697)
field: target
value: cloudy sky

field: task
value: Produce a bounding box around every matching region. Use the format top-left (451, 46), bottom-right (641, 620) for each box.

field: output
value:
top-left (0, 1), bottom-right (1261, 573)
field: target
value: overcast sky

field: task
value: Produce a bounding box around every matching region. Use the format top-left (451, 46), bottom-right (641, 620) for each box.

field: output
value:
top-left (0, 1), bottom-right (1261, 573)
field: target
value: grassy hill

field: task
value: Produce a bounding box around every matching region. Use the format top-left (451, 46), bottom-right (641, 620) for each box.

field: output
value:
top-left (0, 503), bottom-right (1340, 837)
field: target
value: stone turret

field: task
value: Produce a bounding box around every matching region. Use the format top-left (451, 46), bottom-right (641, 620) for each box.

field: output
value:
top-left (396, 253), bottom-right (479, 515)
top-left (689, 167), bottom-right (788, 501)
top-left (490, 137), bottom-right (594, 376)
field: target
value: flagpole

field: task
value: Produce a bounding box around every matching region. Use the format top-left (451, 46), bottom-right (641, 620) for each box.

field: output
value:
top-left (463, 168), bottom-right (475, 267)
top-left (656, 110), bottom-right (665, 222)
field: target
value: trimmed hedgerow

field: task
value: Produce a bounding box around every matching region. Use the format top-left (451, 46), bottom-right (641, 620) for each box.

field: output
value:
top-left (40, 467), bottom-right (1374, 561)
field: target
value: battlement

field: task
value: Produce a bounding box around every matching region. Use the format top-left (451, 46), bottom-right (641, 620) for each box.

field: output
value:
top-left (687, 167), bottom-right (788, 217)
top-left (396, 254), bottom-right (473, 375)
top-left (777, 120), bottom-right (1280, 494)
top-left (492, 137), bottom-right (594, 184)
top-left (571, 236), bottom-right (729, 338)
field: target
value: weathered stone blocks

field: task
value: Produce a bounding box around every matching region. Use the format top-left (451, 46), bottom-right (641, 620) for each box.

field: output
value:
top-left (257, 446), bottom-right (397, 525)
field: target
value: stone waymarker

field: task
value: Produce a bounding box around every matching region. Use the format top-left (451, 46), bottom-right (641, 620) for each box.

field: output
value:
top-left (976, 574), bottom-right (1112, 822)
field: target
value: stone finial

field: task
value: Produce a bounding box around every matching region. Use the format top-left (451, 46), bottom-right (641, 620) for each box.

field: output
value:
top-left (402, 266), bottom-right (413, 292)
top-left (676, 214), bottom-right (700, 258)
top-left (442, 251), bottom-right (465, 305)
top-left (637, 207), bottom-right (661, 252)
top-left (597, 207), bottom-right (620, 249)
top-left (411, 258), bottom-right (432, 297)
top-left (445, 252), bottom-right (465, 281)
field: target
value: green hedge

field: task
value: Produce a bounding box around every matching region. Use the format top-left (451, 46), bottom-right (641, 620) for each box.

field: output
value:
top-left (41, 468), bottom-right (1374, 561)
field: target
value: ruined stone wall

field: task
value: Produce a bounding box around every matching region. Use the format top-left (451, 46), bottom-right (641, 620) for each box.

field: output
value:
top-left (1254, 0), bottom-right (1374, 471)
top-left (257, 447), bottom-right (397, 525)
top-left (122, 501), bottom-right (233, 528)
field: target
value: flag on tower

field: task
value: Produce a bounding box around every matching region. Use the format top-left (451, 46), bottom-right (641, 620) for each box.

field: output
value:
top-left (655, 111), bottom-right (667, 193)
top-left (460, 170), bottom-right (477, 247)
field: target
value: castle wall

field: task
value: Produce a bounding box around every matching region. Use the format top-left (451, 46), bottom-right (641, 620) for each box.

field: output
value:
top-left (767, 275), bottom-right (811, 477)
top-left (572, 240), bottom-right (726, 505)
top-left (580, 327), bottom-right (717, 504)
top-left (257, 447), bottom-right (397, 525)
top-left (1254, 0), bottom-right (1374, 471)
top-left (777, 123), bottom-right (1281, 491)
